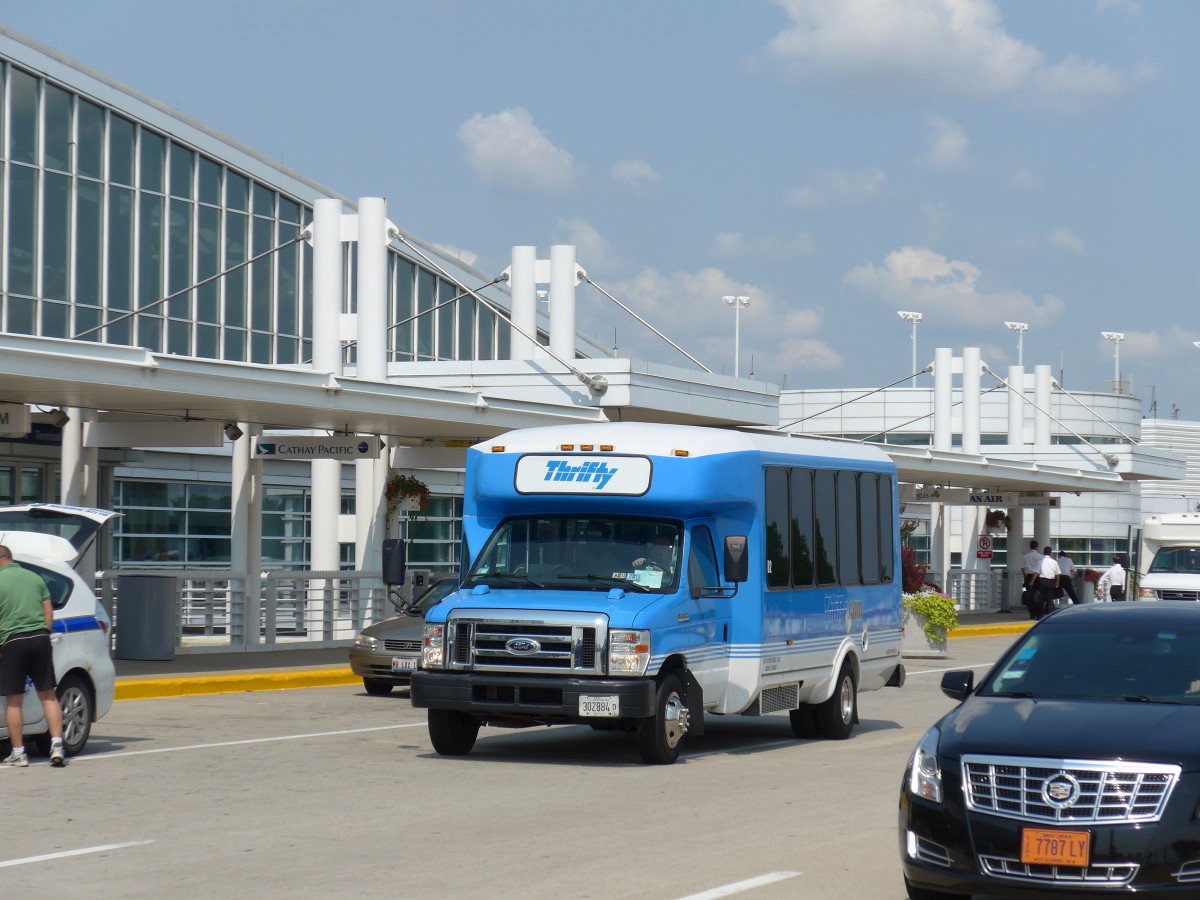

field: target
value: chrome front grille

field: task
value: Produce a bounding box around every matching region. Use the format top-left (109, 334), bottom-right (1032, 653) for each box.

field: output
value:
top-left (383, 639), bottom-right (420, 652)
top-left (446, 610), bottom-right (608, 675)
top-left (980, 854), bottom-right (1137, 886)
top-left (963, 755), bottom-right (1179, 824)
top-left (1159, 590), bottom-right (1200, 601)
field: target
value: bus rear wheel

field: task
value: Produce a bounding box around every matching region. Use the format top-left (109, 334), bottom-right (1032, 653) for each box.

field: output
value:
top-left (817, 662), bottom-right (857, 740)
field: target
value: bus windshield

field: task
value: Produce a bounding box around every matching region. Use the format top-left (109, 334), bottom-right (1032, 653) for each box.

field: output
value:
top-left (467, 516), bottom-right (682, 593)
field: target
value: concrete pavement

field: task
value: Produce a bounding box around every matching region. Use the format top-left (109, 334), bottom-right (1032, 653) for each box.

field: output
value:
top-left (112, 611), bottom-right (1033, 701)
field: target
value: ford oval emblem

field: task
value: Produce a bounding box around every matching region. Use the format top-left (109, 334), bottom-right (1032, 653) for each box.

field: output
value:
top-left (506, 637), bottom-right (541, 655)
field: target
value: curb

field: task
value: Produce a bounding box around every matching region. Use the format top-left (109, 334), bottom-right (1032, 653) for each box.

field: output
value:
top-left (950, 622), bottom-right (1033, 639)
top-left (115, 668), bottom-right (359, 701)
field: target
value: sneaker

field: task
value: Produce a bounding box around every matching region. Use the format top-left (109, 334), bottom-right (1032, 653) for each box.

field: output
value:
top-left (50, 744), bottom-right (65, 767)
top-left (2, 749), bottom-right (29, 767)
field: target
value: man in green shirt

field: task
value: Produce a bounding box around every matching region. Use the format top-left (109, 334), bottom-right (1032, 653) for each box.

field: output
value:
top-left (0, 544), bottom-right (65, 767)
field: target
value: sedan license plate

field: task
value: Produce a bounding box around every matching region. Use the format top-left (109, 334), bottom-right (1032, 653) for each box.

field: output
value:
top-left (390, 657), bottom-right (418, 672)
top-left (579, 695), bottom-right (619, 717)
top-left (1021, 828), bottom-right (1090, 867)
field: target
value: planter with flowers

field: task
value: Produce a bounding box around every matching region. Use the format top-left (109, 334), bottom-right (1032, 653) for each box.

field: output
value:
top-left (386, 473), bottom-right (430, 515)
top-left (984, 508), bottom-right (1012, 533)
top-left (901, 590), bottom-right (960, 659)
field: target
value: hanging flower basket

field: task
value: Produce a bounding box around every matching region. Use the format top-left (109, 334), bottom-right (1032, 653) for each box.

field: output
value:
top-left (386, 473), bottom-right (430, 515)
top-left (984, 508), bottom-right (1012, 532)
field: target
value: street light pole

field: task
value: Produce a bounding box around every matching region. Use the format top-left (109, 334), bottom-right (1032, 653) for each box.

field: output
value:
top-left (897, 311), bottom-right (923, 386)
top-left (1102, 331), bottom-right (1124, 392)
top-left (722, 295), bottom-right (751, 377)
top-left (1005, 321), bottom-right (1028, 367)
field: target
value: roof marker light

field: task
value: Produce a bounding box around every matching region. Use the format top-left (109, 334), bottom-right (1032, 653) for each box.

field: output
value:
top-left (560, 444), bottom-right (575, 451)
top-left (600, 445), bottom-right (614, 452)
top-left (490, 446), bottom-right (505, 453)
top-left (580, 444), bottom-right (594, 451)
top-left (674, 449), bottom-right (690, 457)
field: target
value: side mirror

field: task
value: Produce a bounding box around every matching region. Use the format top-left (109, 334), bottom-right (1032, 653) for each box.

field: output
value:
top-left (382, 538), bottom-right (407, 587)
top-left (723, 536), bottom-right (748, 584)
top-left (940, 669), bottom-right (975, 702)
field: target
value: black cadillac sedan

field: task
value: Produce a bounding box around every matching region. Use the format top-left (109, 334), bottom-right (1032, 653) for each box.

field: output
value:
top-left (900, 602), bottom-right (1200, 899)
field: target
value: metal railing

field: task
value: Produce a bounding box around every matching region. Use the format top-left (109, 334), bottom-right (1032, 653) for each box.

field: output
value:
top-left (926, 569), bottom-right (1009, 613)
top-left (96, 569), bottom-right (391, 654)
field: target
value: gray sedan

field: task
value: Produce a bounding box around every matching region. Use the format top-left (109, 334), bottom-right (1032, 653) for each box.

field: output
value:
top-left (349, 576), bottom-right (457, 695)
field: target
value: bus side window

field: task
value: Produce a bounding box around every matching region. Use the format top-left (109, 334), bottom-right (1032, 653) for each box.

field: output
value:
top-left (689, 525), bottom-right (721, 597)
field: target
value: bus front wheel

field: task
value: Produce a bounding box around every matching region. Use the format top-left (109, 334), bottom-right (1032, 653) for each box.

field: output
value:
top-left (428, 709), bottom-right (480, 756)
top-left (636, 673), bottom-right (689, 765)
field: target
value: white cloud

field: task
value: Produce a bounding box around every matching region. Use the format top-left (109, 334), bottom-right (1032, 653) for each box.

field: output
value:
top-left (556, 218), bottom-right (615, 270)
top-left (610, 158), bottom-right (660, 190)
top-left (431, 243), bottom-right (479, 268)
top-left (1104, 327), bottom-right (1197, 361)
top-left (1009, 167), bottom-right (1042, 190)
top-left (843, 246), bottom-right (1064, 325)
top-left (921, 114), bottom-right (970, 170)
top-left (457, 107), bottom-right (577, 194)
top-left (1048, 227), bottom-right (1085, 255)
top-left (785, 167), bottom-right (886, 209)
top-left (711, 231), bottom-right (815, 260)
top-left (768, 0), bottom-right (1142, 110)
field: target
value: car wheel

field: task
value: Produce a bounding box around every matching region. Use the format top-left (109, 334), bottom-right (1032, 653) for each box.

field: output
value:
top-left (363, 678), bottom-right (394, 696)
top-left (428, 709), bottom-right (480, 756)
top-left (789, 704), bottom-right (820, 738)
top-left (32, 674), bottom-right (93, 757)
top-left (904, 876), bottom-right (968, 900)
top-left (635, 673), bottom-right (688, 765)
top-left (816, 662), bottom-right (856, 741)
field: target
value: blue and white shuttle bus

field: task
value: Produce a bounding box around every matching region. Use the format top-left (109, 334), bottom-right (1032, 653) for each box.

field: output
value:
top-left (410, 422), bottom-right (904, 764)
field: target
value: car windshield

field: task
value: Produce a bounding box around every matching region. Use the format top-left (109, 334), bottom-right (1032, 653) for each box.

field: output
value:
top-left (1149, 547), bottom-right (1200, 574)
top-left (467, 516), bottom-right (681, 593)
top-left (981, 621), bottom-right (1200, 703)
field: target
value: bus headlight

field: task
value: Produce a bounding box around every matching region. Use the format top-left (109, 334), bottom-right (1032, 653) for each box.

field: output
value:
top-left (422, 623), bottom-right (445, 669)
top-left (909, 727), bottom-right (943, 804)
top-left (608, 629), bottom-right (650, 676)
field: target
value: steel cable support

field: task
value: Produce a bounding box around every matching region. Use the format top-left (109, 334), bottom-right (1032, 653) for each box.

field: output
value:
top-left (582, 276), bottom-right (712, 373)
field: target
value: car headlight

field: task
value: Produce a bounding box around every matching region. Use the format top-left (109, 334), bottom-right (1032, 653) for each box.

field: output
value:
top-left (1138, 587), bottom-right (1157, 599)
top-left (422, 623), bottom-right (445, 669)
top-left (909, 727), bottom-right (943, 804)
top-left (608, 629), bottom-right (651, 676)
top-left (353, 634), bottom-right (379, 651)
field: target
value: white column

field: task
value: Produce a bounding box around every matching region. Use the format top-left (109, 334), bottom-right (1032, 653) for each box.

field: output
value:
top-left (1034, 507), bottom-right (1052, 556)
top-left (1006, 508), bottom-right (1024, 611)
top-left (548, 245), bottom-right (577, 361)
top-left (509, 246), bottom-right (538, 360)
top-left (1007, 365), bottom-right (1026, 446)
top-left (930, 502), bottom-right (947, 586)
top-left (933, 348), bottom-right (953, 451)
top-left (230, 423), bottom-right (263, 648)
top-left (355, 197), bottom-right (387, 381)
top-left (962, 347), bottom-right (981, 456)
top-left (61, 408), bottom-right (84, 506)
top-left (1034, 364), bottom-right (1053, 446)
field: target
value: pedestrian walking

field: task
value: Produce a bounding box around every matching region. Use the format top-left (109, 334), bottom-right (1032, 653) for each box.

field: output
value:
top-left (1021, 540), bottom-right (1043, 619)
top-left (0, 544), bottom-right (65, 767)
top-left (1035, 546), bottom-right (1061, 619)
top-left (1098, 555), bottom-right (1128, 602)
top-left (1057, 550), bottom-right (1082, 604)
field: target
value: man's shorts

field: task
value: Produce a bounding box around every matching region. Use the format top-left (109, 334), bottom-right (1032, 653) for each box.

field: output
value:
top-left (0, 630), bottom-right (56, 696)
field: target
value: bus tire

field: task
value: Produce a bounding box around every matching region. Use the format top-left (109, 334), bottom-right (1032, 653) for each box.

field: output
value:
top-left (636, 673), bottom-right (688, 765)
top-left (816, 662), bottom-right (857, 741)
top-left (789, 704), bottom-right (820, 739)
top-left (428, 709), bottom-right (480, 756)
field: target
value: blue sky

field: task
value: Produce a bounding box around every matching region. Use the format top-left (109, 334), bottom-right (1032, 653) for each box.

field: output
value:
top-left (7, 0), bottom-right (1198, 416)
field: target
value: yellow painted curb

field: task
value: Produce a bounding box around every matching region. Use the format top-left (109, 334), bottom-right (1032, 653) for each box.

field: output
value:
top-left (950, 623), bottom-right (1033, 639)
top-left (116, 667), bottom-right (359, 701)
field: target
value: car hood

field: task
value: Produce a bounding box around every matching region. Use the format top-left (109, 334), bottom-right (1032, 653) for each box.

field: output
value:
top-left (939, 696), bottom-right (1200, 768)
top-left (361, 614), bottom-right (425, 641)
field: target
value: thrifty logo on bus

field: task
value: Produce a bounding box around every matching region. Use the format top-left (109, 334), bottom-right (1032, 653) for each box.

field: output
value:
top-left (543, 459), bottom-right (618, 489)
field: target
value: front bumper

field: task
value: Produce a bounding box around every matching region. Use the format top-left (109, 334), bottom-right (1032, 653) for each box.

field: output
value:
top-left (347, 649), bottom-right (418, 684)
top-left (410, 670), bottom-right (657, 724)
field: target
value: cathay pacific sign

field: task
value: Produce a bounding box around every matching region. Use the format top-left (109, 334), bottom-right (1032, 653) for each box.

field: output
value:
top-left (514, 455), bottom-right (652, 495)
top-left (254, 436), bottom-right (381, 459)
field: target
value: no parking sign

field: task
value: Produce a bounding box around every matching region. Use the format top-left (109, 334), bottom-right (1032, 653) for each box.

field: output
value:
top-left (976, 534), bottom-right (993, 559)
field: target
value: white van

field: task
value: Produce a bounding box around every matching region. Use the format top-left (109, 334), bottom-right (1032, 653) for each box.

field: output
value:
top-left (0, 503), bottom-right (118, 757)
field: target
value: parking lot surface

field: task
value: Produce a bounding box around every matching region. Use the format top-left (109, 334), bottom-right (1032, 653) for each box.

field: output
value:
top-left (3, 635), bottom-right (1019, 899)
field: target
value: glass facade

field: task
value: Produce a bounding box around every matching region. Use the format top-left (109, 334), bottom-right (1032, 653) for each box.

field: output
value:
top-left (0, 52), bottom-right (522, 571)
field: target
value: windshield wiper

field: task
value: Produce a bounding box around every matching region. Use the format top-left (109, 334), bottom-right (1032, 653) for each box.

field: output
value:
top-left (559, 574), bottom-right (651, 593)
top-left (988, 691), bottom-right (1036, 698)
top-left (471, 571), bottom-right (544, 588)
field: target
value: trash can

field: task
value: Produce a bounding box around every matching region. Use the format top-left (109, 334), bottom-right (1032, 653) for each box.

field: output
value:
top-left (115, 574), bottom-right (180, 661)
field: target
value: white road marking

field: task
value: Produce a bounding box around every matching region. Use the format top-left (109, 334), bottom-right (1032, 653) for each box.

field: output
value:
top-left (0, 840), bottom-right (154, 868)
top-left (74, 723), bottom-right (425, 761)
top-left (906, 662), bottom-right (994, 676)
top-left (675, 871), bottom-right (802, 899)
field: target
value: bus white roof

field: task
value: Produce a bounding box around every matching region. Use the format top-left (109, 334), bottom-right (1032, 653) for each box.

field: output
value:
top-left (474, 422), bottom-right (892, 465)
